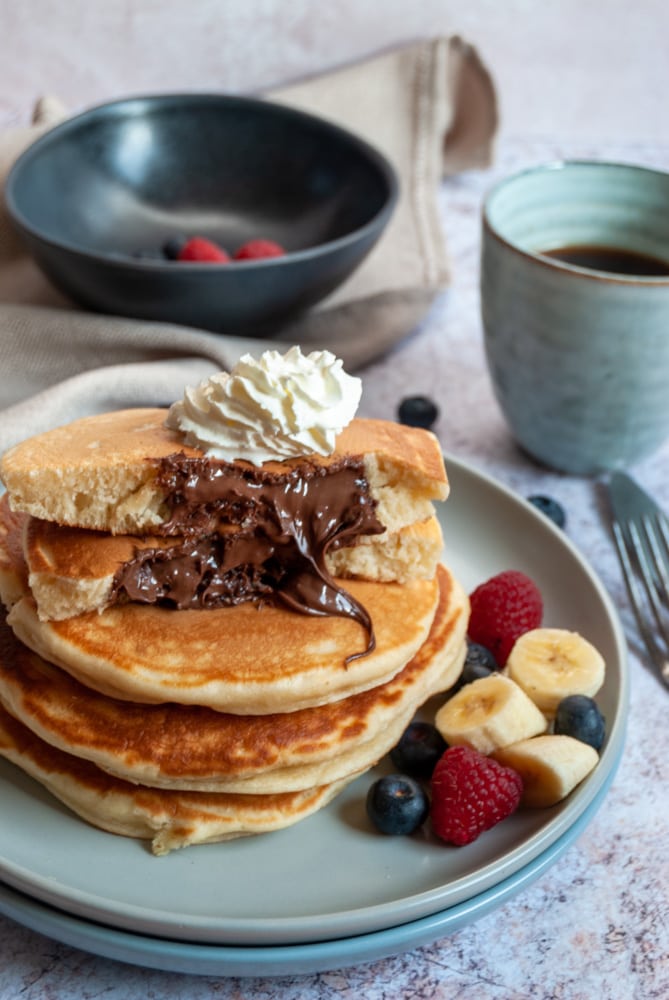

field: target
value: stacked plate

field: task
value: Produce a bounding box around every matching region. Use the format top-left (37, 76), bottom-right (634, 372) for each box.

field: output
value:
top-left (0, 457), bottom-right (628, 977)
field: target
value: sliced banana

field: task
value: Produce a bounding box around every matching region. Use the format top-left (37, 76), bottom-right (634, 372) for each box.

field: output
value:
top-left (434, 673), bottom-right (547, 755)
top-left (492, 734), bottom-right (599, 808)
top-left (505, 628), bottom-right (605, 716)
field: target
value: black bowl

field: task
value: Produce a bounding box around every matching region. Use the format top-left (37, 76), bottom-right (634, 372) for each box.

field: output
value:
top-left (5, 94), bottom-right (398, 334)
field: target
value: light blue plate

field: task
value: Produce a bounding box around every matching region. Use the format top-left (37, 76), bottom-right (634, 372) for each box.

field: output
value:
top-left (0, 456), bottom-right (629, 947)
top-left (0, 757), bottom-right (621, 977)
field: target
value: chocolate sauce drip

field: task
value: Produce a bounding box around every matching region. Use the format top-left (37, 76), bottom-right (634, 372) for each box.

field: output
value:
top-left (112, 454), bottom-right (386, 660)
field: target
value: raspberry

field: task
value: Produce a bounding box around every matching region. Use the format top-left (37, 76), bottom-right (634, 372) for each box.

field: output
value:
top-left (177, 237), bottom-right (230, 262)
top-left (468, 570), bottom-right (542, 666)
top-left (431, 746), bottom-right (523, 846)
top-left (233, 239), bottom-right (286, 260)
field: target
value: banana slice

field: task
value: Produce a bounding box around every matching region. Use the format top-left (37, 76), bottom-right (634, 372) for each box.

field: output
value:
top-left (505, 628), bottom-right (605, 715)
top-left (434, 674), bottom-right (547, 755)
top-left (492, 734), bottom-right (598, 807)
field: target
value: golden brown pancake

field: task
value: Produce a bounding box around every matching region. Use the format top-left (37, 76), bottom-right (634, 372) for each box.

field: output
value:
top-left (0, 495), bottom-right (26, 610)
top-left (1, 486), bottom-right (443, 714)
top-left (7, 572), bottom-right (440, 713)
top-left (21, 501), bottom-right (443, 621)
top-left (0, 410), bottom-right (447, 535)
top-left (0, 565), bottom-right (467, 793)
top-left (0, 704), bottom-right (354, 855)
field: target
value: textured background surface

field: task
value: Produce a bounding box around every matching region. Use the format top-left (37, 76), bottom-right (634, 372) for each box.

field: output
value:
top-left (1, 2), bottom-right (668, 997)
top-left (0, 0), bottom-right (668, 143)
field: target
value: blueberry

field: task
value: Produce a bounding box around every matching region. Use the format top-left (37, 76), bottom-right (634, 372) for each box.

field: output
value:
top-left (397, 396), bottom-right (439, 430)
top-left (366, 774), bottom-right (429, 835)
top-left (527, 494), bottom-right (566, 529)
top-left (390, 721), bottom-right (447, 779)
top-left (162, 236), bottom-right (186, 260)
top-left (554, 694), bottom-right (605, 751)
top-left (450, 641), bottom-right (498, 693)
top-left (464, 641), bottom-right (498, 673)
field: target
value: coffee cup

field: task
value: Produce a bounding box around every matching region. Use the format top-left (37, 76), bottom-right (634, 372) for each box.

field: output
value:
top-left (480, 160), bottom-right (669, 475)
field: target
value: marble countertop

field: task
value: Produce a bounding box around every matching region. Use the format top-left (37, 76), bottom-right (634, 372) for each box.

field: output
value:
top-left (1, 130), bottom-right (668, 999)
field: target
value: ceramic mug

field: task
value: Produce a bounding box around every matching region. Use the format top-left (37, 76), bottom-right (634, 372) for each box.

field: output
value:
top-left (480, 161), bottom-right (669, 475)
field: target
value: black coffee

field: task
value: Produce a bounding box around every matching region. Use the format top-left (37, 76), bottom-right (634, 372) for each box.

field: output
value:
top-left (541, 244), bottom-right (669, 276)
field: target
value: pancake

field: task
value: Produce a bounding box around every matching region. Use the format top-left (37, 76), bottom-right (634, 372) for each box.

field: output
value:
top-left (0, 705), bottom-right (354, 855)
top-left (0, 564), bottom-right (468, 793)
top-left (0, 496), bottom-right (26, 611)
top-left (1, 490), bottom-right (442, 713)
top-left (0, 410), bottom-right (447, 536)
top-left (1, 413), bottom-right (447, 637)
top-left (21, 502), bottom-right (443, 621)
top-left (6, 571), bottom-right (440, 713)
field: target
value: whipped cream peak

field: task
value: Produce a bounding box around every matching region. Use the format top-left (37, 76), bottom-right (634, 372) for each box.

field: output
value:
top-left (166, 346), bottom-right (362, 464)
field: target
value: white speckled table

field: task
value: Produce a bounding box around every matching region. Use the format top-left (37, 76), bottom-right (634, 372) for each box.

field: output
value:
top-left (2, 0), bottom-right (669, 992)
top-left (1, 130), bottom-right (668, 1000)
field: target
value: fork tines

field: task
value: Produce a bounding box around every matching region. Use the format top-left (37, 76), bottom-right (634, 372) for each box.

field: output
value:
top-left (612, 510), bottom-right (669, 687)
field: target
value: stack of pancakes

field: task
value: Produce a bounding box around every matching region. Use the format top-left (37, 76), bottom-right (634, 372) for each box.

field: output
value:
top-left (0, 409), bottom-right (468, 854)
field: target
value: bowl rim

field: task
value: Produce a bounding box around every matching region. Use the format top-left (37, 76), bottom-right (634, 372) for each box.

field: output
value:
top-left (5, 91), bottom-right (399, 271)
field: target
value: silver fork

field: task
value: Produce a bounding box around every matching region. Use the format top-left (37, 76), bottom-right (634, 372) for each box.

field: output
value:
top-left (607, 471), bottom-right (669, 688)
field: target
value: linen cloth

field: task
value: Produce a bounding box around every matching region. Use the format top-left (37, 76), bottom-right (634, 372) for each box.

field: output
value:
top-left (0, 36), bottom-right (497, 452)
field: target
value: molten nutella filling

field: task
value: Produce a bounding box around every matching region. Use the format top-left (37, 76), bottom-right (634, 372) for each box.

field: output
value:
top-left (111, 454), bottom-right (385, 660)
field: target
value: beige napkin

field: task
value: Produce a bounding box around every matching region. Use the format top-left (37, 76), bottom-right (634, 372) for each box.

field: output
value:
top-left (0, 36), bottom-right (497, 453)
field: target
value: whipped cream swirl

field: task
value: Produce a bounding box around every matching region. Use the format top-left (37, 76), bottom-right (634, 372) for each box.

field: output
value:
top-left (166, 346), bottom-right (362, 464)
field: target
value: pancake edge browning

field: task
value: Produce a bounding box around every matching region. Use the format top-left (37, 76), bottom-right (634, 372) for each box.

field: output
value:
top-left (6, 573), bottom-right (440, 714)
top-left (0, 565), bottom-right (468, 792)
top-left (0, 704), bottom-right (356, 855)
top-left (1, 482), bottom-right (444, 715)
